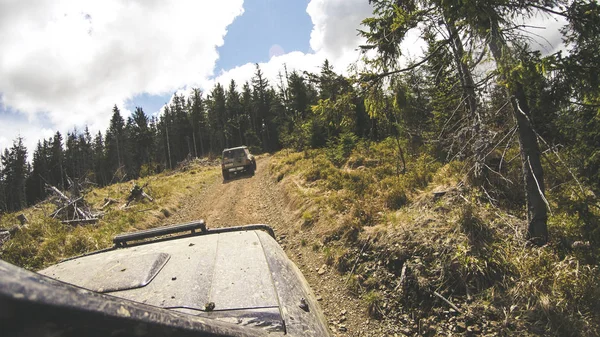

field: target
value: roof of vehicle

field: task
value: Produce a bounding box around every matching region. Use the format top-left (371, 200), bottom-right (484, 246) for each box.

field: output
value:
top-left (222, 146), bottom-right (248, 152)
top-left (34, 224), bottom-right (330, 337)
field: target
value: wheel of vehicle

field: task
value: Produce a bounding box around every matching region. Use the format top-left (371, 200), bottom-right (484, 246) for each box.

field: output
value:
top-left (252, 160), bottom-right (257, 172)
top-left (222, 170), bottom-right (229, 181)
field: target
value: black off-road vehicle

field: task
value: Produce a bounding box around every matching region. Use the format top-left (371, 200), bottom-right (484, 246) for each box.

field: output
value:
top-left (0, 221), bottom-right (331, 337)
top-left (221, 146), bottom-right (256, 181)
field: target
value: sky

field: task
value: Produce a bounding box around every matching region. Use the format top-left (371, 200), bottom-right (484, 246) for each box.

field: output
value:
top-left (0, 0), bottom-right (567, 157)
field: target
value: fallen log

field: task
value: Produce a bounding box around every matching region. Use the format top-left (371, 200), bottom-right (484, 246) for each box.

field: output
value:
top-left (0, 230), bottom-right (11, 248)
top-left (141, 191), bottom-right (154, 202)
top-left (101, 198), bottom-right (119, 209)
top-left (51, 197), bottom-right (84, 219)
top-left (46, 184), bottom-right (69, 201)
top-left (0, 226), bottom-right (20, 235)
top-left (45, 183), bottom-right (97, 223)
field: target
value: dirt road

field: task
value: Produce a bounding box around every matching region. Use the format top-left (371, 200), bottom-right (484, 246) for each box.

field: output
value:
top-left (166, 157), bottom-right (288, 228)
top-left (164, 157), bottom-right (389, 336)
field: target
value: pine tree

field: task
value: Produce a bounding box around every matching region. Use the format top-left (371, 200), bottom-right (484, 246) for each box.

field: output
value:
top-left (106, 105), bottom-right (127, 180)
top-left (92, 131), bottom-right (107, 185)
top-left (226, 80), bottom-right (244, 147)
top-left (80, 126), bottom-right (94, 179)
top-left (128, 107), bottom-right (154, 177)
top-left (207, 84), bottom-right (227, 152)
top-left (1, 137), bottom-right (28, 212)
top-left (189, 88), bottom-right (206, 157)
top-left (170, 94), bottom-right (193, 162)
top-left (241, 82), bottom-right (261, 149)
top-left (49, 132), bottom-right (65, 190)
top-left (64, 129), bottom-right (80, 179)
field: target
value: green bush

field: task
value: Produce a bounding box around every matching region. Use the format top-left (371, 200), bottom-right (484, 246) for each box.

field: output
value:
top-left (326, 132), bottom-right (358, 167)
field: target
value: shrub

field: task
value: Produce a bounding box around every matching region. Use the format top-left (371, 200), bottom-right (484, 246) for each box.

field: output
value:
top-left (379, 176), bottom-right (409, 210)
top-left (326, 132), bottom-right (358, 167)
top-left (363, 290), bottom-right (383, 318)
top-left (302, 210), bottom-right (316, 228)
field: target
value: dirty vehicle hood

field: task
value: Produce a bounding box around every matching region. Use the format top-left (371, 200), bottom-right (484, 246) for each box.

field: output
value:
top-left (38, 230), bottom-right (329, 336)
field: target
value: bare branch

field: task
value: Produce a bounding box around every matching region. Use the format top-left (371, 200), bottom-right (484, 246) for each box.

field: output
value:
top-left (527, 156), bottom-right (553, 216)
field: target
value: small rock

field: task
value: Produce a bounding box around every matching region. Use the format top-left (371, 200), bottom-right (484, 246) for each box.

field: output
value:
top-left (572, 241), bottom-right (590, 249)
top-left (205, 302), bottom-right (215, 311)
top-left (171, 277), bottom-right (177, 281)
top-left (338, 324), bottom-right (347, 332)
top-left (341, 309), bottom-right (347, 316)
top-left (317, 266), bottom-right (326, 275)
top-left (299, 298), bottom-right (309, 312)
top-left (188, 243), bottom-right (195, 247)
top-left (456, 322), bottom-right (466, 332)
top-left (316, 295), bottom-right (323, 301)
top-left (339, 316), bottom-right (346, 323)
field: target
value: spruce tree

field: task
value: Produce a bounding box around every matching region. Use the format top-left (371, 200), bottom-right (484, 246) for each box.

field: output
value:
top-left (1, 137), bottom-right (28, 212)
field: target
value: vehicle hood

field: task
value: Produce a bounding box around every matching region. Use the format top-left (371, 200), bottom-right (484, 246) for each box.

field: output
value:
top-left (39, 230), bottom-right (286, 333)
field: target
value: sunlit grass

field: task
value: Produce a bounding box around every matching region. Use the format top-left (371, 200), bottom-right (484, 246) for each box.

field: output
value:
top-left (270, 138), bottom-right (600, 336)
top-left (0, 163), bottom-right (218, 270)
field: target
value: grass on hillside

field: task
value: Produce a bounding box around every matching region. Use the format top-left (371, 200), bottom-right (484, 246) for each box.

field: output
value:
top-left (270, 138), bottom-right (600, 336)
top-left (0, 161), bottom-right (219, 270)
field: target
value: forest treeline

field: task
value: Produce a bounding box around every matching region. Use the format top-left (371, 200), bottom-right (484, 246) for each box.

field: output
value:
top-left (1, 1), bottom-right (598, 244)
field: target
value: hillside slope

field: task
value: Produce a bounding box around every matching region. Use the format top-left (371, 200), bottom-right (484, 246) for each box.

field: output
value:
top-left (2, 151), bottom-right (599, 336)
top-left (268, 146), bottom-right (600, 337)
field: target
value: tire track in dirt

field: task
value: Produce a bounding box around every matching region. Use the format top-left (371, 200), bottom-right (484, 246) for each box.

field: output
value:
top-left (166, 158), bottom-right (287, 228)
top-left (163, 157), bottom-right (385, 336)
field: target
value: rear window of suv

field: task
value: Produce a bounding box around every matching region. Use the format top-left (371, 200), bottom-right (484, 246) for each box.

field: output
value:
top-left (223, 149), bottom-right (246, 159)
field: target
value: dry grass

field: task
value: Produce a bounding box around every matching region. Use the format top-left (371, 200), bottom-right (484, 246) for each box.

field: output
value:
top-left (270, 139), bottom-right (600, 336)
top-left (0, 164), bottom-right (218, 271)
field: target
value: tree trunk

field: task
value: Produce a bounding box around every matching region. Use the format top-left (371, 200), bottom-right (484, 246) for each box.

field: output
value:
top-left (192, 132), bottom-right (198, 158)
top-left (445, 20), bottom-right (479, 123)
top-left (488, 27), bottom-right (548, 245)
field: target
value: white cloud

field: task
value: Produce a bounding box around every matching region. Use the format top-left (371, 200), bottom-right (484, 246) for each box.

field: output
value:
top-left (213, 51), bottom-right (324, 88)
top-left (198, 0), bottom-right (372, 95)
top-left (306, 0), bottom-right (372, 68)
top-left (0, 113), bottom-right (55, 158)
top-left (519, 13), bottom-right (568, 55)
top-left (0, 0), bottom-right (244, 147)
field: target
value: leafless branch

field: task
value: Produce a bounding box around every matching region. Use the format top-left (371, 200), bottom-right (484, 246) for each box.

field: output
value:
top-left (527, 156), bottom-right (553, 216)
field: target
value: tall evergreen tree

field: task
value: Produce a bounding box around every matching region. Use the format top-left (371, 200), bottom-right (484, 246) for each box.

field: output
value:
top-left (127, 107), bottom-right (154, 177)
top-left (226, 80), bottom-right (244, 146)
top-left (207, 84), bottom-right (227, 151)
top-left (105, 105), bottom-right (127, 180)
top-left (188, 88), bottom-right (206, 157)
top-left (1, 137), bottom-right (28, 212)
top-left (92, 131), bottom-right (107, 185)
top-left (49, 132), bottom-right (65, 190)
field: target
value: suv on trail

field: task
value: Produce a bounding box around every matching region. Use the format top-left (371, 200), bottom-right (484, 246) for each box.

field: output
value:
top-left (221, 146), bottom-right (256, 180)
top-left (0, 221), bottom-right (331, 337)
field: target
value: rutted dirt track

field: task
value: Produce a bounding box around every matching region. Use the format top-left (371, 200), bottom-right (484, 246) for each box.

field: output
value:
top-left (166, 157), bottom-right (288, 229)
top-left (163, 157), bottom-right (392, 336)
